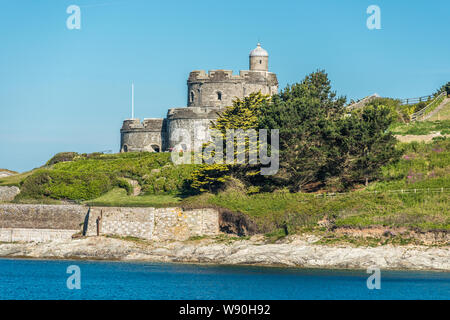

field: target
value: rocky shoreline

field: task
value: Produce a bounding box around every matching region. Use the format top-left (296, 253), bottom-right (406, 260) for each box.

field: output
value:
top-left (0, 235), bottom-right (448, 271)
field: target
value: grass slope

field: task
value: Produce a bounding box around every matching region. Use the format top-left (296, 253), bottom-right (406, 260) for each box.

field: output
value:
top-left (13, 152), bottom-right (196, 201)
top-left (84, 188), bottom-right (182, 207)
top-left (428, 99), bottom-right (450, 121)
top-left (3, 139), bottom-right (449, 232)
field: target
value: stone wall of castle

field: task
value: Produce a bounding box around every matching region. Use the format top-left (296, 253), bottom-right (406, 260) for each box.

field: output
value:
top-left (166, 107), bottom-right (221, 151)
top-left (120, 118), bottom-right (166, 152)
top-left (85, 206), bottom-right (219, 241)
top-left (187, 70), bottom-right (278, 108)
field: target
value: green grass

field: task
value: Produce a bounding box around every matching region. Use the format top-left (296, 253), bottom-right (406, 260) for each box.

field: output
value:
top-left (389, 120), bottom-right (450, 135)
top-left (84, 188), bottom-right (182, 207)
top-left (428, 100), bottom-right (450, 121)
top-left (416, 93), bottom-right (446, 118)
top-left (369, 140), bottom-right (450, 191)
top-left (14, 152), bottom-right (196, 201)
top-left (184, 189), bottom-right (449, 232)
top-left (180, 139), bottom-right (450, 232)
top-left (6, 136), bottom-right (450, 233)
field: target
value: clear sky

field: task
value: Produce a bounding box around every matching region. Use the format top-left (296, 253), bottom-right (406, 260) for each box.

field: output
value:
top-left (1, 0), bottom-right (449, 172)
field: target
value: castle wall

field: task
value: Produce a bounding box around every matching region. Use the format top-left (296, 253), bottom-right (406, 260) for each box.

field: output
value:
top-left (188, 81), bottom-right (244, 108)
top-left (250, 55), bottom-right (269, 71)
top-left (166, 107), bottom-right (221, 151)
top-left (187, 70), bottom-right (278, 108)
top-left (120, 118), bottom-right (165, 152)
top-left (121, 131), bottom-right (163, 152)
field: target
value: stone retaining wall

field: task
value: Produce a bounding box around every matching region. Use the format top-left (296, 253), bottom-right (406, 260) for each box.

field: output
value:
top-left (0, 204), bottom-right (220, 242)
top-left (85, 207), bottom-right (220, 241)
top-left (0, 204), bottom-right (87, 230)
top-left (0, 228), bottom-right (78, 243)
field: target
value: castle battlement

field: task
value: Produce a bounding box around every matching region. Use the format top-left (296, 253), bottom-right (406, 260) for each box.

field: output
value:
top-left (188, 69), bottom-right (276, 83)
top-left (121, 118), bottom-right (165, 132)
top-left (167, 106), bottom-right (221, 120)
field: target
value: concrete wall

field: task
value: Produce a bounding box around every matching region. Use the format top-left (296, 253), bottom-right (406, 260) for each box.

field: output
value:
top-left (0, 228), bottom-right (78, 243)
top-left (85, 207), bottom-right (219, 241)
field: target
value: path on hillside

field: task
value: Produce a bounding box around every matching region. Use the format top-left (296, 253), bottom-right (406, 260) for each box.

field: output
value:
top-left (421, 97), bottom-right (450, 121)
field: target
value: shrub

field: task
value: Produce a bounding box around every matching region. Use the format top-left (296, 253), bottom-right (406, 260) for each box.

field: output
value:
top-left (18, 169), bottom-right (114, 200)
top-left (46, 152), bottom-right (79, 166)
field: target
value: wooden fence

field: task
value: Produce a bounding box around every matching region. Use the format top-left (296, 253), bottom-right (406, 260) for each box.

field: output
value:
top-left (399, 95), bottom-right (434, 105)
top-left (314, 187), bottom-right (449, 198)
top-left (410, 92), bottom-right (446, 121)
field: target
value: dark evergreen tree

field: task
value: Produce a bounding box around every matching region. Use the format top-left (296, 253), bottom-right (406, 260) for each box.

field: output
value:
top-left (258, 70), bottom-right (346, 191)
top-left (337, 105), bottom-right (401, 186)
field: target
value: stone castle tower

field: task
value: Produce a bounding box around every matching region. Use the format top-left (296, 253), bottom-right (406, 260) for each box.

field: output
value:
top-left (120, 43), bottom-right (278, 153)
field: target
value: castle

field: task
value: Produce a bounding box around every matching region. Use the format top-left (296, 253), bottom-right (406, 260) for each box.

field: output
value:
top-left (120, 43), bottom-right (278, 153)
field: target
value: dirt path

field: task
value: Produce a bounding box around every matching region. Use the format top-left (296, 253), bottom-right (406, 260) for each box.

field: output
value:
top-left (395, 133), bottom-right (450, 143)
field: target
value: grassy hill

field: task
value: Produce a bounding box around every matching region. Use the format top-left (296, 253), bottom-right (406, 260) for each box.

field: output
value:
top-left (428, 98), bottom-right (450, 121)
top-left (2, 152), bottom-right (196, 203)
top-left (181, 139), bottom-right (449, 232)
top-left (2, 138), bottom-right (448, 233)
top-left (389, 96), bottom-right (450, 138)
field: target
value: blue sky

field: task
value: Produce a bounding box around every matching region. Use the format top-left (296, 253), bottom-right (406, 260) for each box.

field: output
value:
top-left (0, 0), bottom-right (449, 172)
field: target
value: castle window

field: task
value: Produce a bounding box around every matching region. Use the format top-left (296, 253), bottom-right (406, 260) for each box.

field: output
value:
top-left (259, 60), bottom-right (262, 64)
top-left (190, 91), bottom-right (195, 103)
top-left (217, 92), bottom-right (222, 101)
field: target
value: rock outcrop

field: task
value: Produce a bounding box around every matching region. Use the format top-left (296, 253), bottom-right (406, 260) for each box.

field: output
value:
top-left (0, 186), bottom-right (20, 202)
top-left (0, 235), bottom-right (448, 271)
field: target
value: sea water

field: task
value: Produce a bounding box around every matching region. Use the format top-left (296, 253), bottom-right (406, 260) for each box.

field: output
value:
top-left (0, 259), bottom-right (448, 300)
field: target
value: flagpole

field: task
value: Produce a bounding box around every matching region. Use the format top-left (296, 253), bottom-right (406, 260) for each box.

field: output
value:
top-left (131, 83), bottom-right (134, 119)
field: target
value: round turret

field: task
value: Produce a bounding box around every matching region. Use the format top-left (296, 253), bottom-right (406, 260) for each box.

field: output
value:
top-left (249, 43), bottom-right (269, 71)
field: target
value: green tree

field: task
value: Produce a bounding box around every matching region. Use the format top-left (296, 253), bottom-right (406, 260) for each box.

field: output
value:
top-left (436, 81), bottom-right (450, 96)
top-left (258, 70), bottom-right (346, 191)
top-left (190, 92), bottom-right (270, 193)
top-left (337, 105), bottom-right (401, 186)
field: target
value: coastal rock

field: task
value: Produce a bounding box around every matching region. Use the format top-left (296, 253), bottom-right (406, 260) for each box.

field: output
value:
top-left (0, 236), bottom-right (448, 271)
top-left (0, 186), bottom-right (20, 202)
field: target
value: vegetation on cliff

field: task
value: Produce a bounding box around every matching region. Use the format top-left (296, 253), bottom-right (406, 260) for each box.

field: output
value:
top-left (9, 152), bottom-right (195, 201)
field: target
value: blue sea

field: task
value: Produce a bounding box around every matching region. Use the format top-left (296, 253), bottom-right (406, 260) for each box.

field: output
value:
top-left (0, 258), bottom-right (448, 300)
